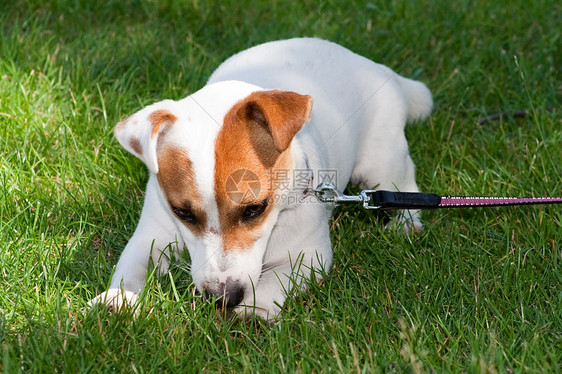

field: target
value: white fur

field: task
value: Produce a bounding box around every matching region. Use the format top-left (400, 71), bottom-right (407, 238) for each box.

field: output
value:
top-left (89, 38), bottom-right (432, 319)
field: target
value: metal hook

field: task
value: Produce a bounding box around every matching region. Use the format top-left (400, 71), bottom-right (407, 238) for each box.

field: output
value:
top-left (313, 182), bottom-right (364, 205)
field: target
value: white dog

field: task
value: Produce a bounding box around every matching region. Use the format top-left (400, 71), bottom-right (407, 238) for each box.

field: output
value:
top-left (89, 38), bottom-right (432, 319)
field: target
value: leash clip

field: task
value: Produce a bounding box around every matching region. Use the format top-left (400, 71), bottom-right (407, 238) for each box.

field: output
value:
top-left (313, 182), bottom-right (380, 209)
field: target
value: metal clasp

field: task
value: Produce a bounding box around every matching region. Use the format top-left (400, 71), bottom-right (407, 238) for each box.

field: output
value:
top-left (313, 182), bottom-right (381, 209)
top-left (360, 190), bottom-right (381, 209)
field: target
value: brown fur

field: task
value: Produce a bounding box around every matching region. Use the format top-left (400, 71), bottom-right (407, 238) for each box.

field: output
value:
top-left (149, 110), bottom-right (178, 138)
top-left (157, 147), bottom-right (207, 237)
top-left (129, 137), bottom-right (143, 155)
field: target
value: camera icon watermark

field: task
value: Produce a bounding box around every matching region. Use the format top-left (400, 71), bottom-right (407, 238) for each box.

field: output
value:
top-left (225, 169), bottom-right (261, 204)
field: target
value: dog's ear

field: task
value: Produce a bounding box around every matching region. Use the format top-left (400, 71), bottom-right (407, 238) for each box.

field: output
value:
top-left (242, 90), bottom-right (313, 152)
top-left (114, 100), bottom-right (178, 174)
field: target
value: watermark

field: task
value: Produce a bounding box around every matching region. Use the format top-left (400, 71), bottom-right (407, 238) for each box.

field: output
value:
top-left (225, 169), bottom-right (261, 204)
top-left (225, 168), bottom-right (338, 204)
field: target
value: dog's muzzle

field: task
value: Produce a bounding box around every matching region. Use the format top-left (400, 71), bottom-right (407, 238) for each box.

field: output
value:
top-left (203, 278), bottom-right (245, 309)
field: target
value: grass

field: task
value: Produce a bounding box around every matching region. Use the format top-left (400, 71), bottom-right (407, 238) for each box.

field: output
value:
top-left (1, 0), bottom-right (560, 372)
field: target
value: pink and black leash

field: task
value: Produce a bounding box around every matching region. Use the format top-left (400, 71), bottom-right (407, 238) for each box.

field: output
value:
top-left (313, 182), bottom-right (562, 210)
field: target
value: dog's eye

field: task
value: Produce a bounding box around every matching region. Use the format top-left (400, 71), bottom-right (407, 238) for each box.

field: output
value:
top-left (242, 199), bottom-right (268, 222)
top-left (172, 206), bottom-right (197, 224)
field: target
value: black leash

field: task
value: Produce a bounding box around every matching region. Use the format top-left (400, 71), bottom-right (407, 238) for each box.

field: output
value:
top-left (313, 182), bottom-right (562, 210)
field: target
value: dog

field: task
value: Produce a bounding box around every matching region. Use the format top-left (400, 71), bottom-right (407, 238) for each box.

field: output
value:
top-left (89, 38), bottom-right (432, 319)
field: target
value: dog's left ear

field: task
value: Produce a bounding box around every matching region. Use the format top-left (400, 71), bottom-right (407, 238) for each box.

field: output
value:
top-left (113, 100), bottom-right (178, 174)
top-left (243, 90), bottom-right (313, 152)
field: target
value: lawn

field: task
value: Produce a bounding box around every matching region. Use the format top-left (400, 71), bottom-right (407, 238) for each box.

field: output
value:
top-left (1, 0), bottom-right (560, 372)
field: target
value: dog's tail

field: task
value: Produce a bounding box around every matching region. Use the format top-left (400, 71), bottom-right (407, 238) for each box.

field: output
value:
top-left (396, 76), bottom-right (433, 124)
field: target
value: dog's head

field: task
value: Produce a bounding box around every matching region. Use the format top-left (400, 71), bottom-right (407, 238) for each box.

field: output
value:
top-left (114, 81), bottom-right (312, 308)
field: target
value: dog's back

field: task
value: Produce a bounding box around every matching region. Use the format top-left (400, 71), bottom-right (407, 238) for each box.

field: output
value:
top-left (208, 38), bottom-right (432, 125)
top-left (209, 37), bottom-right (432, 190)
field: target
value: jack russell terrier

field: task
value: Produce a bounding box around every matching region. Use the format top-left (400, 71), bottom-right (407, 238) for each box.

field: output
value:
top-left (89, 38), bottom-right (432, 319)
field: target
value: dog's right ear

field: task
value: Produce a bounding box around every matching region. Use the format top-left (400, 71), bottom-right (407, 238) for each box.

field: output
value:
top-left (114, 100), bottom-right (178, 174)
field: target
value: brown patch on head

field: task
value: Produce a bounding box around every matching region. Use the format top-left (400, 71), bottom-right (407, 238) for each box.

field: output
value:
top-left (149, 110), bottom-right (178, 138)
top-left (157, 147), bottom-right (207, 236)
top-left (214, 90), bottom-right (313, 251)
top-left (129, 137), bottom-right (143, 155)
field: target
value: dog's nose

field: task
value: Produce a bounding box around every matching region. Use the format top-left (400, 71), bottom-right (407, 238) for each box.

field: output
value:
top-left (203, 280), bottom-right (245, 309)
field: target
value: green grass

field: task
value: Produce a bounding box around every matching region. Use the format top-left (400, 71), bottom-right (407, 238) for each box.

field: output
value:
top-left (1, 0), bottom-right (560, 372)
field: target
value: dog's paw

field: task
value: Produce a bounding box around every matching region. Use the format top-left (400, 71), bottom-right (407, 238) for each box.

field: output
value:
top-left (88, 289), bottom-right (139, 313)
top-left (233, 303), bottom-right (281, 322)
top-left (386, 210), bottom-right (423, 233)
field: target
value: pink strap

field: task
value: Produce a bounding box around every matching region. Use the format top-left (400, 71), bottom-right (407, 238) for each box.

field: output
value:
top-left (439, 196), bottom-right (562, 207)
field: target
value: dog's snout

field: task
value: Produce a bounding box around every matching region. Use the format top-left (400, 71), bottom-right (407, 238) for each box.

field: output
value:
top-left (203, 279), bottom-right (245, 309)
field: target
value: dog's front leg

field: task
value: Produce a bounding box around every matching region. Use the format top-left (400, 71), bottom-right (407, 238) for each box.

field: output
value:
top-left (89, 177), bottom-right (180, 311)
